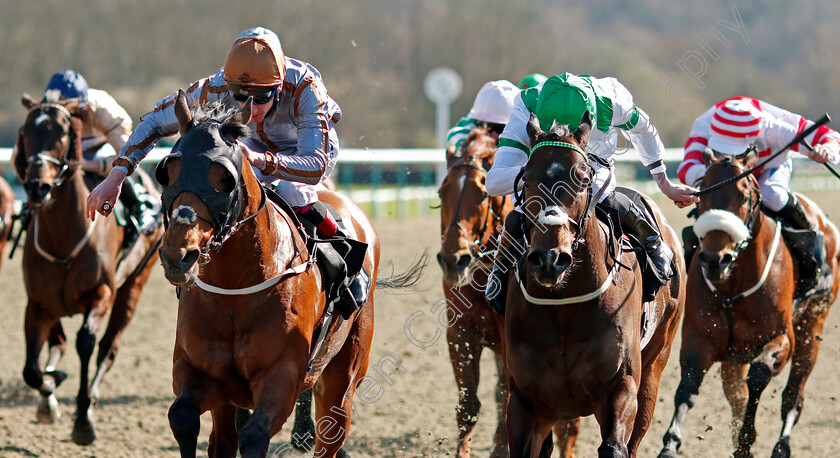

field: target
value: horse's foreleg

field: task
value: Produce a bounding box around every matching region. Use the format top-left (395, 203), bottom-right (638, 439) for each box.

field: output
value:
top-left (735, 333), bottom-right (792, 458)
top-left (553, 418), bottom-right (580, 458)
top-left (594, 375), bottom-right (637, 458)
top-left (772, 307), bottom-right (829, 458)
top-left (506, 385), bottom-right (555, 458)
top-left (721, 363), bottom-right (749, 448)
top-left (22, 302), bottom-right (63, 424)
top-left (90, 266), bottom-right (151, 403)
top-left (492, 352), bottom-right (510, 458)
top-left (72, 302), bottom-right (110, 446)
top-left (169, 358), bottom-right (228, 458)
top-left (239, 364), bottom-right (302, 458)
top-left (446, 326), bottom-right (484, 458)
top-left (209, 403), bottom-right (239, 458)
top-left (658, 338), bottom-right (716, 457)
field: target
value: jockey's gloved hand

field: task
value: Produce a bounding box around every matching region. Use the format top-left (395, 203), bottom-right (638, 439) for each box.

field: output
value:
top-left (86, 168), bottom-right (125, 221)
top-left (811, 143), bottom-right (840, 165)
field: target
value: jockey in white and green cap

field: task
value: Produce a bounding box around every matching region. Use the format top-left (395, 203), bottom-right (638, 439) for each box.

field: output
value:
top-left (483, 73), bottom-right (698, 314)
top-left (446, 80), bottom-right (520, 154)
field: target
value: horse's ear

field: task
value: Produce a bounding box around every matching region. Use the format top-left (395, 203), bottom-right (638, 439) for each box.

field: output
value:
top-left (174, 90), bottom-right (193, 135)
top-left (703, 147), bottom-right (723, 165)
top-left (526, 113), bottom-right (544, 147)
top-left (21, 93), bottom-right (37, 109)
top-left (742, 144), bottom-right (758, 169)
top-left (67, 117), bottom-right (84, 162)
top-left (233, 98), bottom-right (252, 125)
top-left (575, 111), bottom-right (592, 146)
top-left (13, 127), bottom-right (28, 180)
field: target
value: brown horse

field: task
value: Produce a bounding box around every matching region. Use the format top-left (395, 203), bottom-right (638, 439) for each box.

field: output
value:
top-left (503, 115), bottom-right (685, 457)
top-left (156, 92), bottom-right (399, 457)
top-left (0, 175), bottom-right (14, 266)
top-left (437, 127), bottom-right (513, 457)
top-left (14, 95), bottom-right (163, 445)
top-left (658, 150), bottom-right (839, 458)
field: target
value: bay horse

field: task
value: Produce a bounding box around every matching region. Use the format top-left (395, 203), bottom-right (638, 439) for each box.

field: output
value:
top-left (14, 94), bottom-right (163, 444)
top-left (658, 149), bottom-right (839, 458)
top-left (156, 91), bottom-right (401, 457)
top-left (436, 126), bottom-right (513, 457)
top-left (504, 115), bottom-right (685, 457)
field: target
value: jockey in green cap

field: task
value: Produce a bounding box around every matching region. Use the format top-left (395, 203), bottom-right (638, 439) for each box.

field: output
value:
top-left (484, 73), bottom-right (698, 314)
top-left (517, 73), bottom-right (547, 89)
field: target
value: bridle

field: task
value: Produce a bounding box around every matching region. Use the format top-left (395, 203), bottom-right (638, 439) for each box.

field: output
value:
top-left (24, 103), bottom-right (80, 190)
top-left (699, 158), bottom-right (763, 264)
top-left (441, 153), bottom-right (506, 261)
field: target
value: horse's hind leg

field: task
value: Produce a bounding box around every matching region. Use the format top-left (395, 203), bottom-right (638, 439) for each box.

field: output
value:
top-left (209, 403), bottom-right (239, 458)
top-left (553, 418), bottom-right (580, 458)
top-left (89, 267), bottom-right (151, 403)
top-left (735, 333), bottom-right (792, 458)
top-left (291, 390), bottom-right (316, 452)
top-left (446, 326), bottom-right (484, 458)
top-left (772, 306), bottom-right (830, 458)
top-left (721, 363), bottom-right (749, 448)
top-left (491, 352), bottom-right (510, 458)
top-left (22, 302), bottom-right (65, 424)
top-left (72, 300), bottom-right (112, 445)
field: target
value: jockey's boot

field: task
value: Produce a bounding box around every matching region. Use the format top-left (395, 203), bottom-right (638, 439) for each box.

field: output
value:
top-left (296, 201), bottom-right (370, 318)
top-left (775, 194), bottom-right (831, 298)
top-left (485, 210), bottom-right (526, 315)
top-left (120, 174), bottom-right (160, 235)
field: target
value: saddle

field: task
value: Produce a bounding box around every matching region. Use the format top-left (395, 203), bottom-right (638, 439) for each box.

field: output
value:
top-left (262, 186), bottom-right (367, 319)
top-left (596, 187), bottom-right (670, 303)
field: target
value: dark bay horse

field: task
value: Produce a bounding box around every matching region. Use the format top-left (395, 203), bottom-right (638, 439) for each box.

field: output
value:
top-left (658, 149), bottom-right (839, 458)
top-left (437, 127), bottom-right (513, 457)
top-left (14, 95), bottom-right (163, 445)
top-left (504, 115), bottom-right (685, 457)
top-left (156, 91), bottom-right (389, 457)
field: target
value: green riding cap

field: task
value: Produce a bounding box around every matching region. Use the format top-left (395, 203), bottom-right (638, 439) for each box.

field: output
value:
top-left (518, 73), bottom-right (547, 89)
top-left (532, 73), bottom-right (598, 133)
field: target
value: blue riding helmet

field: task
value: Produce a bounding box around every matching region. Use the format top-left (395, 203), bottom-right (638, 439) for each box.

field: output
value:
top-left (43, 70), bottom-right (89, 105)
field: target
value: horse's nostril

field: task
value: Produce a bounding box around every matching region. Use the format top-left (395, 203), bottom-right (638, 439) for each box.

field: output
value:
top-left (526, 251), bottom-right (544, 269)
top-left (436, 252), bottom-right (445, 268)
top-left (181, 249), bottom-right (200, 269)
top-left (554, 252), bottom-right (572, 272)
top-left (721, 253), bottom-right (734, 267)
top-left (456, 254), bottom-right (472, 268)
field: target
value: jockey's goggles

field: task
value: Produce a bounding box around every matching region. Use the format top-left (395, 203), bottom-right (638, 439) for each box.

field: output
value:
top-left (227, 83), bottom-right (279, 105)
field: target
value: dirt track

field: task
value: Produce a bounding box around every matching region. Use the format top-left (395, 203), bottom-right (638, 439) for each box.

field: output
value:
top-left (1, 193), bottom-right (839, 457)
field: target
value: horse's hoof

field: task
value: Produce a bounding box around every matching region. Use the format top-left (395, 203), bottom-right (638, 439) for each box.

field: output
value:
top-left (36, 394), bottom-right (61, 424)
top-left (771, 439), bottom-right (791, 458)
top-left (72, 419), bottom-right (97, 446)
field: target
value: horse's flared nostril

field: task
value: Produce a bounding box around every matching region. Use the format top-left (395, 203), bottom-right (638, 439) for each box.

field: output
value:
top-left (554, 251), bottom-right (572, 273)
top-left (181, 249), bottom-right (200, 270)
top-left (436, 252), bottom-right (445, 269)
top-left (456, 253), bottom-right (472, 269)
top-left (527, 250), bottom-right (545, 269)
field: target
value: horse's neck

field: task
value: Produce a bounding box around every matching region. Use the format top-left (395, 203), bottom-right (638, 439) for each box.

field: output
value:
top-left (34, 173), bottom-right (91, 248)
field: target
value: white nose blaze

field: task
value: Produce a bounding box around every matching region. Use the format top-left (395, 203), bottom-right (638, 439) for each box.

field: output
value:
top-left (693, 209), bottom-right (750, 243)
top-left (537, 205), bottom-right (570, 226)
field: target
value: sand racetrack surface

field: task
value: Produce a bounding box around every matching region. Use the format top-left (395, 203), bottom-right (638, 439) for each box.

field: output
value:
top-left (1, 192), bottom-right (839, 457)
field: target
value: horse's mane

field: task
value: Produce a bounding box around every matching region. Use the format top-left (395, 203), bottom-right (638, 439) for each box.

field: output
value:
top-left (458, 127), bottom-right (496, 158)
top-left (190, 100), bottom-right (251, 139)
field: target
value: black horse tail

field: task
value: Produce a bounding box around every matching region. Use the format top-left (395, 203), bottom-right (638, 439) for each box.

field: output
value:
top-left (377, 249), bottom-right (429, 290)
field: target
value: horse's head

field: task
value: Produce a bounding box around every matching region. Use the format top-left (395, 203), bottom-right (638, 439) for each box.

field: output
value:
top-left (14, 94), bottom-right (83, 205)
top-left (694, 147), bottom-right (761, 281)
top-left (155, 90), bottom-right (253, 286)
top-left (437, 126), bottom-right (500, 285)
top-left (519, 113), bottom-right (593, 288)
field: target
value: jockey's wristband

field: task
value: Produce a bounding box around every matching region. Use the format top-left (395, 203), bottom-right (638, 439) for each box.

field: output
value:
top-left (647, 160), bottom-right (666, 175)
top-left (113, 165), bottom-right (129, 175)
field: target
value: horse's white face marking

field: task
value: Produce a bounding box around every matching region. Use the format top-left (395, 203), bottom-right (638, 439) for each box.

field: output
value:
top-left (538, 205), bottom-right (570, 226)
top-left (34, 113), bottom-right (49, 127)
top-left (171, 205), bottom-right (198, 225)
top-left (546, 162), bottom-right (565, 179)
top-left (458, 174), bottom-right (466, 190)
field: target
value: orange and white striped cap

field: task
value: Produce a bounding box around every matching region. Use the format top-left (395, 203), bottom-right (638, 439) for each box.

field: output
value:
top-left (708, 97), bottom-right (763, 155)
top-left (223, 29), bottom-right (286, 87)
